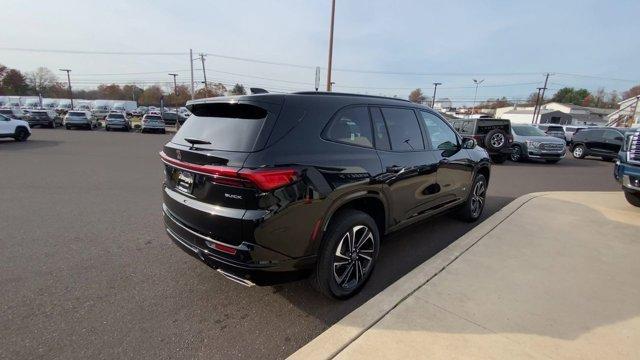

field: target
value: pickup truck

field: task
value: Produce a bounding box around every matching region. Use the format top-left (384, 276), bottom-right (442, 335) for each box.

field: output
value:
top-left (614, 129), bottom-right (640, 207)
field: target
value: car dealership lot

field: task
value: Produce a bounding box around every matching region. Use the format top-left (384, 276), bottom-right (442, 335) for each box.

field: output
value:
top-left (0, 129), bottom-right (621, 360)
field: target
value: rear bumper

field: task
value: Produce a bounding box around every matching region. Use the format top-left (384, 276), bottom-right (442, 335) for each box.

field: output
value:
top-left (28, 120), bottom-right (52, 126)
top-left (106, 123), bottom-right (128, 128)
top-left (163, 204), bottom-right (315, 286)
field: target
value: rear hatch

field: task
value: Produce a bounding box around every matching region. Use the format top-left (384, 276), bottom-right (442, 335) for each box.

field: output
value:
top-left (161, 98), bottom-right (287, 246)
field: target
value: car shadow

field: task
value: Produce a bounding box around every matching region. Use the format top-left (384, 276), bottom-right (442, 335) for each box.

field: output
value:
top-left (271, 195), bottom-right (516, 326)
top-left (0, 139), bottom-right (61, 150)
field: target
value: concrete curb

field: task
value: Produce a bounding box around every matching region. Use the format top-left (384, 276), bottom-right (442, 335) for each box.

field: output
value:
top-left (288, 192), bottom-right (550, 360)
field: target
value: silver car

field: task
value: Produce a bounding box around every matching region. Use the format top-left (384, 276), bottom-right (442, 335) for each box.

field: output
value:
top-left (64, 111), bottom-right (96, 130)
top-left (105, 112), bottom-right (131, 132)
top-left (510, 124), bottom-right (566, 163)
top-left (140, 114), bottom-right (165, 134)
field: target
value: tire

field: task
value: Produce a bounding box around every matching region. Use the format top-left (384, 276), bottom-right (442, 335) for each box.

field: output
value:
top-left (456, 174), bottom-right (487, 222)
top-left (484, 129), bottom-right (508, 152)
top-left (13, 127), bottom-right (29, 142)
top-left (161, 129), bottom-right (166, 134)
top-left (66, 125), bottom-right (71, 130)
top-left (141, 128), bottom-right (146, 134)
top-left (490, 154), bottom-right (507, 164)
top-left (49, 121), bottom-right (56, 129)
top-left (312, 209), bottom-right (380, 299)
top-left (510, 145), bottom-right (523, 162)
top-left (624, 191), bottom-right (640, 207)
top-left (545, 159), bottom-right (560, 164)
top-left (572, 144), bottom-right (586, 159)
top-left (105, 126), bottom-right (110, 131)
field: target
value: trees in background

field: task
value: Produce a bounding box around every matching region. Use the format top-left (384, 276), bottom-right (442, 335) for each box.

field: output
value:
top-left (408, 88), bottom-right (425, 103)
top-left (229, 83), bottom-right (246, 95)
top-left (623, 85), bottom-right (640, 99)
top-left (137, 85), bottom-right (164, 106)
top-left (0, 68), bottom-right (29, 95)
top-left (194, 83), bottom-right (227, 99)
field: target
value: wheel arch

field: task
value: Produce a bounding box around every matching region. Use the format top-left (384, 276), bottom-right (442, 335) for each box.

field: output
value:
top-left (321, 192), bottom-right (388, 241)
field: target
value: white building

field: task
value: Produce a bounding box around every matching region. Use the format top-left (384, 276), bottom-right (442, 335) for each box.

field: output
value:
top-left (496, 102), bottom-right (613, 125)
top-left (541, 102), bottom-right (613, 125)
top-left (499, 109), bottom-right (572, 125)
top-left (433, 98), bottom-right (452, 111)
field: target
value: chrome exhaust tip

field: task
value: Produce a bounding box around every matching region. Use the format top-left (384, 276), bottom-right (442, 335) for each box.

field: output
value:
top-left (216, 269), bottom-right (255, 287)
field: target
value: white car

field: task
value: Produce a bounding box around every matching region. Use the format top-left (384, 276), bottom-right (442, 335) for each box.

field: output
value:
top-left (0, 113), bottom-right (31, 141)
top-left (141, 114), bottom-right (165, 134)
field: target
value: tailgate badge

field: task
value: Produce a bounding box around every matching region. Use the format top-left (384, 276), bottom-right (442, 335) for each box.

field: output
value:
top-left (225, 193), bottom-right (243, 200)
top-left (176, 149), bottom-right (182, 160)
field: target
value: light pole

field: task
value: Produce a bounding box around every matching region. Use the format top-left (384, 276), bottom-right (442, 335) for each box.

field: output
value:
top-left (326, 0), bottom-right (336, 91)
top-left (472, 78), bottom-right (484, 115)
top-left (59, 69), bottom-right (73, 109)
top-left (431, 82), bottom-right (442, 108)
top-left (169, 73), bottom-right (179, 127)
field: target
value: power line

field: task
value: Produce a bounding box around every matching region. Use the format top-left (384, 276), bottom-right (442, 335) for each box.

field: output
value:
top-left (0, 47), bottom-right (186, 56)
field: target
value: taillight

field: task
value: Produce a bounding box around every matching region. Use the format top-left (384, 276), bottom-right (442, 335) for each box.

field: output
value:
top-left (238, 168), bottom-right (298, 191)
top-left (159, 151), bottom-right (298, 191)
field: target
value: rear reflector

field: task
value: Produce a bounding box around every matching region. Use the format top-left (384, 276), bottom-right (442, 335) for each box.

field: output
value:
top-left (210, 242), bottom-right (237, 255)
top-left (159, 151), bottom-right (298, 191)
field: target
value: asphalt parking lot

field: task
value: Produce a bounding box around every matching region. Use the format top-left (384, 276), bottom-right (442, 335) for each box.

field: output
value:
top-left (0, 128), bottom-right (621, 360)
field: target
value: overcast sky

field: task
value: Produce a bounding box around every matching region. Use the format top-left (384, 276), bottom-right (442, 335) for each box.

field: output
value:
top-left (1, 0), bottom-right (638, 103)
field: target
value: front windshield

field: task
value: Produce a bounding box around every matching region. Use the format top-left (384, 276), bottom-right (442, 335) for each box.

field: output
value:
top-left (108, 114), bottom-right (124, 119)
top-left (513, 125), bottom-right (546, 136)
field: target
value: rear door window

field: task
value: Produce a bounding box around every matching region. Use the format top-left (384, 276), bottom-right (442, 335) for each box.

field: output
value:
top-left (172, 102), bottom-right (269, 152)
top-left (370, 107), bottom-right (390, 150)
top-left (380, 107), bottom-right (424, 151)
top-left (324, 106), bottom-right (373, 148)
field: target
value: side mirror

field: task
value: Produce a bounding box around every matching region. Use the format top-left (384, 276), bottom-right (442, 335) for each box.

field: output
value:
top-left (462, 137), bottom-right (477, 149)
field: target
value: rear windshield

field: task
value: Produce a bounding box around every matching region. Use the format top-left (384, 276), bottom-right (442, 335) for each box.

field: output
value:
top-left (0, 109), bottom-right (12, 115)
top-left (172, 103), bottom-right (267, 152)
top-left (547, 126), bottom-right (564, 131)
top-left (68, 112), bottom-right (86, 117)
top-left (107, 114), bottom-right (124, 119)
top-left (146, 115), bottom-right (162, 120)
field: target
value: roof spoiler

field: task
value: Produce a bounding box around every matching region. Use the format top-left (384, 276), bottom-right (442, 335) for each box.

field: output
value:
top-left (250, 88), bottom-right (269, 94)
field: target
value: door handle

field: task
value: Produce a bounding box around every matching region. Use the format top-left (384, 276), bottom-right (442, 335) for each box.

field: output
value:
top-left (386, 165), bottom-right (404, 173)
top-left (439, 158), bottom-right (450, 165)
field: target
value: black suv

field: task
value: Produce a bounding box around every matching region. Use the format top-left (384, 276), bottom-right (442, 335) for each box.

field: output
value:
top-left (570, 127), bottom-right (634, 161)
top-left (160, 92), bottom-right (491, 299)
top-left (449, 118), bottom-right (512, 163)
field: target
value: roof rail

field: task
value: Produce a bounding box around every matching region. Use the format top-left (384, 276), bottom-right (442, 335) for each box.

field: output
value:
top-left (293, 91), bottom-right (411, 103)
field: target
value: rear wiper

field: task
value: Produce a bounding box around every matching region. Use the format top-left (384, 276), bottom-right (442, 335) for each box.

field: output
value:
top-left (184, 137), bottom-right (211, 150)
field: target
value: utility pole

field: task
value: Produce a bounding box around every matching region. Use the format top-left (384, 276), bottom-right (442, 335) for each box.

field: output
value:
top-left (59, 69), bottom-right (73, 109)
top-left (199, 53), bottom-right (208, 91)
top-left (189, 49), bottom-right (195, 99)
top-left (326, 0), bottom-right (336, 92)
top-left (431, 82), bottom-right (442, 108)
top-left (472, 79), bottom-right (484, 115)
top-left (532, 87), bottom-right (543, 124)
top-left (532, 73), bottom-right (551, 124)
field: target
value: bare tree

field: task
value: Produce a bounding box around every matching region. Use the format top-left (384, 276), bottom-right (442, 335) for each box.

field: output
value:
top-left (408, 88), bottom-right (426, 103)
top-left (26, 67), bottom-right (58, 94)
